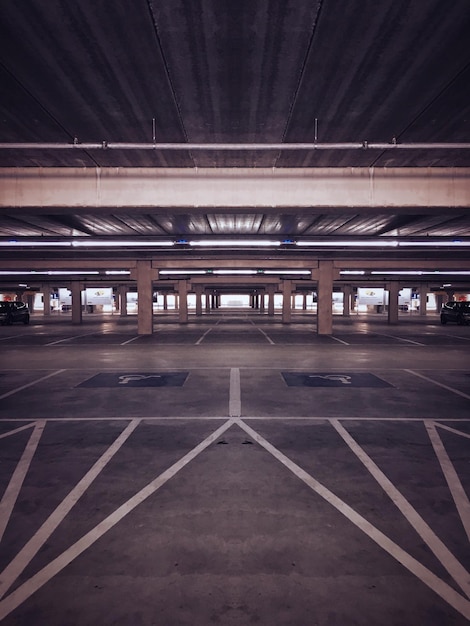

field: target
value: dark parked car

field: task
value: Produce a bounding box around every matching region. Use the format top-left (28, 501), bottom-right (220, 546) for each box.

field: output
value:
top-left (440, 301), bottom-right (470, 325)
top-left (0, 301), bottom-right (30, 325)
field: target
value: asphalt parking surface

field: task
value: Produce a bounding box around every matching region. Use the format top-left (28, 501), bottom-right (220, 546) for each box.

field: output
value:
top-left (0, 312), bottom-right (469, 625)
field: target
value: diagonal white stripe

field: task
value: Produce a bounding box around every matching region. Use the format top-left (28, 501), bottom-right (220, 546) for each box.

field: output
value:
top-left (0, 422), bottom-right (45, 542)
top-left (0, 419), bottom-right (141, 600)
top-left (0, 370), bottom-right (65, 401)
top-left (0, 419), bottom-right (234, 622)
top-left (435, 423), bottom-right (470, 440)
top-left (426, 421), bottom-right (470, 543)
top-left (0, 423), bottom-right (36, 440)
top-left (405, 369), bottom-right (470, 400)
top-left (331, 419), bottom-right (470, 599)
top-left (236, 419), bottom-right (470, 621)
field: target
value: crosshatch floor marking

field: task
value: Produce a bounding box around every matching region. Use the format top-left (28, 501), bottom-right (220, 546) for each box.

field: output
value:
top-left (0, 417), bottom-right (469, 621)
top-left (236, 419), bottom-right (470, 620)
top-left (0, 419), bottom-right (234, 622)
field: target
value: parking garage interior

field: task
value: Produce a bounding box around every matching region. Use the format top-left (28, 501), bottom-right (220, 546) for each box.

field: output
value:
top-left (1, 2), bottom-right (470, 625)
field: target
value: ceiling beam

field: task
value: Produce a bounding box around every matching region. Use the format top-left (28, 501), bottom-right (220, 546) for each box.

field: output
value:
top-left (1, 167), bottom-right (469, 209)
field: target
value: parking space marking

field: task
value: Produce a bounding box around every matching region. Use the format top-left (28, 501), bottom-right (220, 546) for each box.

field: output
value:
top-left (0, 419), bottom-right (141, 600)
top-left (0, 421), bottom-right (45, 543)
top-left (229, 368), bottom-right (241, 417)
top-left (374, 332), bottom-right (425, 346)
top-left (0, 335), bottom-right (28, 342)
top-left (45, 332), bottom-right (101, 346)
top-left (195, 327), bottom-right (213, 344)
top-left (120, 335), bottom-right (141, 345)
top-left (331, 419), bottom-right (470, 599)
top-left (406, 369), bottom-right (470, 400)
top-left (426, 422), bottom-right (470, 543)
top-left (249, 321), bottom-right (275, 344)
top-left (236, 419), bottom-right (470, 621)
top-left (330, 335), bottom-right (350, 345)
top-left (0, 370), bottom-right (65, 401)
top-left (0, 419), bottom-right (234, 622)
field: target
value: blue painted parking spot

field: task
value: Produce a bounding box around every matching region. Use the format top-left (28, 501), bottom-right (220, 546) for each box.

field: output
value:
top-left (282, 372), bottom-right (394, 388)
top-left (78, 372), bottom-right (189, 388)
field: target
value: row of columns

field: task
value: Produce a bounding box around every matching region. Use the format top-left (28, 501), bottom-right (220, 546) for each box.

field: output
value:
top-left (38, 261), bottom-right (441, 335)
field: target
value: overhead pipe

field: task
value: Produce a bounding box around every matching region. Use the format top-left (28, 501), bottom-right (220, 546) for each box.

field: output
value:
top-left (0, 141), bottom-right (469, 150)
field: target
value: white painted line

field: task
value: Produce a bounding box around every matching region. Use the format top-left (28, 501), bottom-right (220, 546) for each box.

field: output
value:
top-left (454, 335), bottom-right (470, 342)
top-left (435, 423), bottom-right (470, 439)
top-left (0, 419), bottom-right (234, 621)
top-left (120, 336), bottom-right (141, 345)
top-left (45, 332), bottom-right (100, 346)
top-left (236, 419), bottom-right (470, 621)
top-left (0, 370), bottom-right (65, 401)
top-left (0, 335), bottom-right (26, 342)
top-left (406, 369), bottom-right (470, 401)
top-left (374, 332), bottom-right (425, 346)
top-left (195, 327), bottom-right (212, 345)
top-left (229, 368), bottom-right (241, 417)
top-left (0, 423), bottom-right (36, 439)
top-left (330, 336), bottom-right (350, 345)
top-left (0, 421), bottom-right (45, 543)
top-left (426, 421), bottom-right (470, 543)
top-left (249, 320), bottom-right (275, 344)
top-left (0, 419), bottom-right (141, 600)
top-left (256, 327), bottom-right (275, 344)
top-left (331, 419), bottom-right (470, 598)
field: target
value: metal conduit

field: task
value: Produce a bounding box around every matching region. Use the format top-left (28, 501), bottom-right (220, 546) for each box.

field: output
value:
top-left (0, 142), bottom-right (469, 150)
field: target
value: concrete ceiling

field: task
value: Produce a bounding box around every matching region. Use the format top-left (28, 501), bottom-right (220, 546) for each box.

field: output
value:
top-left (0, 1), bottom-right (469, 257)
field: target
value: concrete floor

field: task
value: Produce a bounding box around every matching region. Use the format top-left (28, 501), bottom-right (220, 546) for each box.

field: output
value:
top-left (0, 312), bottom-right (469, 625)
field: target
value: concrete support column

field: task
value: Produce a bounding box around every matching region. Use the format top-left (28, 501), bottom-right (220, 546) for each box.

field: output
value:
top-left (118, 285), bottom-right (128, 317)
top-left (178, 280), bottom-right (188, 324)
top-left (195, 285), bottom-right (203, 316)
top-left (317, 261), bottom-right (334, 335)
top-left (26, 293), bottom-right (34, 312)
top-left (419, 284), bottom-right (428, 317)
top-left (71, 281), bottom-right (82, 325)
top-left (267, 285), bottom-right (275, 316)
top-left (282, 280), bottom-right (292, 324)
top-left (136, 260), bottom-right (153, 335)
top-left (205, 292), bottom-right (211, 312)
top-left (260, 292), bottom-right (265, 312)
top-left (343, 285), bottom-right (352, 317)
top-left (387, 282), bottom-right (400, 325)
top-left (42, 285), bottom-right (52, 316)
top-left (302, 294), bottom-right (307, 310)
top-left (436, 294), bottom-right (444, 312)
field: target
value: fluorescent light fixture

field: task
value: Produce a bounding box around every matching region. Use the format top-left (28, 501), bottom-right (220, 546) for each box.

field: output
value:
top-left (398, 240), bottom-right (470, 247)
top-left (340, 270), bottom-right (366, 275)
top-left (371, 270), bottom-right (470, 276)
top-left (213, 269), bottom-right (258, 275)
top-left (159, 270), bottom-right (208, 275)
top-left (105, 270), bottom-right (131, 275)
top-left (296, 240), bottom-right (398, 247)
top-left (190, 240), bottom-right (281, 247)
top-left (0, 240), bottom-right (71, 247)
top-left (71, 240), bottom-right (174, 247)
top-left (0, 270), bottom-right (100, 276)
top-left (263, 270), bottom-right (311, 275)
